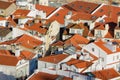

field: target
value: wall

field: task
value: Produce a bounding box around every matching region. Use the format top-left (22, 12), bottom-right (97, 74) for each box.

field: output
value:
top-left (5, 3), bottom-right (16, 17)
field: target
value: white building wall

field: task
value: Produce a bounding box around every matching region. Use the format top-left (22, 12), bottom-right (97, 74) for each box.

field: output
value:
top-left (0, 65), bottom-right (16, 76)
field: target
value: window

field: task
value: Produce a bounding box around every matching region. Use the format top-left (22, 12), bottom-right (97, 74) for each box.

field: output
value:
top-left (99, 9), bottom-right (103, 12)
top-left (101, 58), bottom-right (104, 62)
top-left (117, 55), bottom-right (119, 59)
top-left (77, 30), bottom-right (82, 35)
top-left (97, 30), bottom-right (101, 35)
top-left (92, 48), bottom-right (94, 52)
top-left (79, 6), bottom-right (82, 9)
top-left (70, 29), bottom-right (74, 33)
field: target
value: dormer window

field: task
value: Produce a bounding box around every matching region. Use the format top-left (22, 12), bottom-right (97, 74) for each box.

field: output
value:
top-left (99, 9), bottom-right (103, 12)
top-left (79, 6), bottom-right (82, 9)
top-left (86, 7), bottom-right (90, 10)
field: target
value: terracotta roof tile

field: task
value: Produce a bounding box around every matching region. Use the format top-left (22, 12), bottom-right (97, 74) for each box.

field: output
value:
top-left (92, 68), bottom-right (120, 80)
top-left (39, 54), bottom-right (69, 64)
top-left (0, 1), bottom-right (12, 9)
top-left (0, 34), bottom-right (43, 49)
top-left (94, 41), bottom-right (112, 54)
top-left (25, 23), bottom-right (47, 35)
top-left (95, 25), bottom-right (105, 30)
top-left (13, 9), bottom-right (30, 17)
top-left (0, 55), bottom-right (19, 66)
top-left (36, 4), bottom-right (56, 17)
top-left (65, 34), bottom-right (89, 48)
top-left (20, 50), bottom-right (35, 60)
top-left (63, 1), bottom-right (100, 14)
top-left (48, 8), bottom-right (76, 24)
top-left (0, 27), bottom-right (12, 37)
top-left (93, 5), bottom-right (120, 23)
top-left (104, 31), bottom-right (114, 38)
top-left (71, 12), bottom-right (93, 21)
top-left (51, 41), bottom-right (64, 47)
top-left (0, 50), bottom-right (11, 55)
top-left (28, 72), bottom-right (72, 80)
top-left (66, 58), bottom-right (93, 69)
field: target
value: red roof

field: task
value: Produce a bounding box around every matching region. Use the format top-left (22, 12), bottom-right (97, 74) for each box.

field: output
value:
top-left (48, 7), bottom-right (76, 24)
top-left (24, 23), bottom-right (47, 35)
top-left (71, 12), bottom-right (93, 21)
top-left (0, 54), bottom-right (19, 66)
top-left (0, 50), bottom-right (11, 55)
top-left (39, 54), bottom-right (69, 64)
top-left (28, 72), bottom-right (72, 80)
top-left (92, 68), bottom-right (120, 80)
top-left (36, 4), bottom-right (56, 16)
top-left (63, 1), bottom-right (100, 14)
top-left (0, 34), bottom-right (43, 49)
top-left (93, 5), bottom-right (120, 23)
top-left (65, 34), bottom-right (89, 49)
top-left (51, 41), bottom-right (64, 47)
top-left (13, 9), bottom-right (30, 18)
top-left (20, 50), bottom-right (35, 60)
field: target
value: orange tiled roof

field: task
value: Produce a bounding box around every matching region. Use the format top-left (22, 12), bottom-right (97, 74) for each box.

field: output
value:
top-left (28, 72), bottom-right (72, 80)
top-left (0, 1), bottom-right (13, 9)
top-left (36, 4), bottom-right (56, 17)
top-left (0, 50), bottom-right (11, 55)
top-left (66, 58), bottom-right (93, 68)
top-left (51, 41), bottom-right (64, 47)
top-left (104, 31), bottom-right (114, 38)
top-left (39, 54), bottom-right (69, 64)
top-left (94, 41), bottom-right (112, 54)
top-left (0, 34), bottom-right (43, 49)
top-left (0, 54), bottom-right (19, 66)
top-left (0, 17), bottom-right (6, 20)
top-left (20, 50), bottom-right (35, 60)
top-left (95, 25), bottom-right (105, 30)
top-left (92, 68), bottom-right (120, 80)
top-left (71, 12), bottom-right (93, 21)
top-left (65, 34), bottom-right (89, 47)
top-left (48, 8), bottom-right (76, 24)
top-left (25, 23), bottom-right (47, 35)
top-left (93, 5), bottom-right (120, 23)
top-left (13, 9), bottom-right (30, 17)
top-left (63, 1), bottom-right (100, 14)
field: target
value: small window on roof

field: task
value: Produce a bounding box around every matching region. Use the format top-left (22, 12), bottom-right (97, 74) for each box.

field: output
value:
top-left (117, 12), bottom-right (120, 15)
top-left (79, 6), bottom-right (82, 9)
top-left (86, 7), bottom-right (90, 10)
top-left (55, 13), bottom-right (59, 16)
top-left (99, 9), bottom-right (103, 12)
top-left (71, 4), bottom-right (74, 7)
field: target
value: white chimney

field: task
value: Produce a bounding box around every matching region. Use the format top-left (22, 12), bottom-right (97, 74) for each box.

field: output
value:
top-left (15, 48), bottom-right (21, 57)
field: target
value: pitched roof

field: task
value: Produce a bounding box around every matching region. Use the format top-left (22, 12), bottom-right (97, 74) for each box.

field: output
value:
top-left (0, 34), bottom-right (43, 49)
top-left (24, 23), bottom-right (47, 35)
top-left (93, 5), bottom-right (120, 22)
top-left (0, 55), bottom-right (19, 66)
top-left (28, 72), bottom-right (72, 80)
top-left (47, 7), bottom-right (76, 24)
top-left (95, 25), bottom-right (105, 30)
top-left (63, 1), bottom-right (100, 14)
top-left (36, 4), bottom-right (56, 16)
top-left (66, 58), bottom-right (93, 69)
top-left (0, 1), bottom-right (12, 9)
top-left (51, 41), bottom-right (64, 47)
top-left (13, 9), bottom-right (30, 18)
top-left (39, 54), bottom-right (69, 64)
top-left (65, 34), bottom-right (89, 48)
top-left (20, 50), bottom-right (35, 60)
top-left (0, 27), bottom-right (12, 37)
top-left (92, 68), bottom-right (120, 80)
top-left (71, 12), bottom-right (93, 21)
top-left (0, 50), bottom-right (11, 55)
top-left (104, 31), bottom-right (114, 38)
top-left (94, 41), bottom-right (112, 54)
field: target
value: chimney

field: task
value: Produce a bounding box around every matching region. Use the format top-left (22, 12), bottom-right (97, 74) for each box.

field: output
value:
top-left (118, 16), bottom-right (120, 27)
top-left (15, 48), bottom-right (21, 57)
